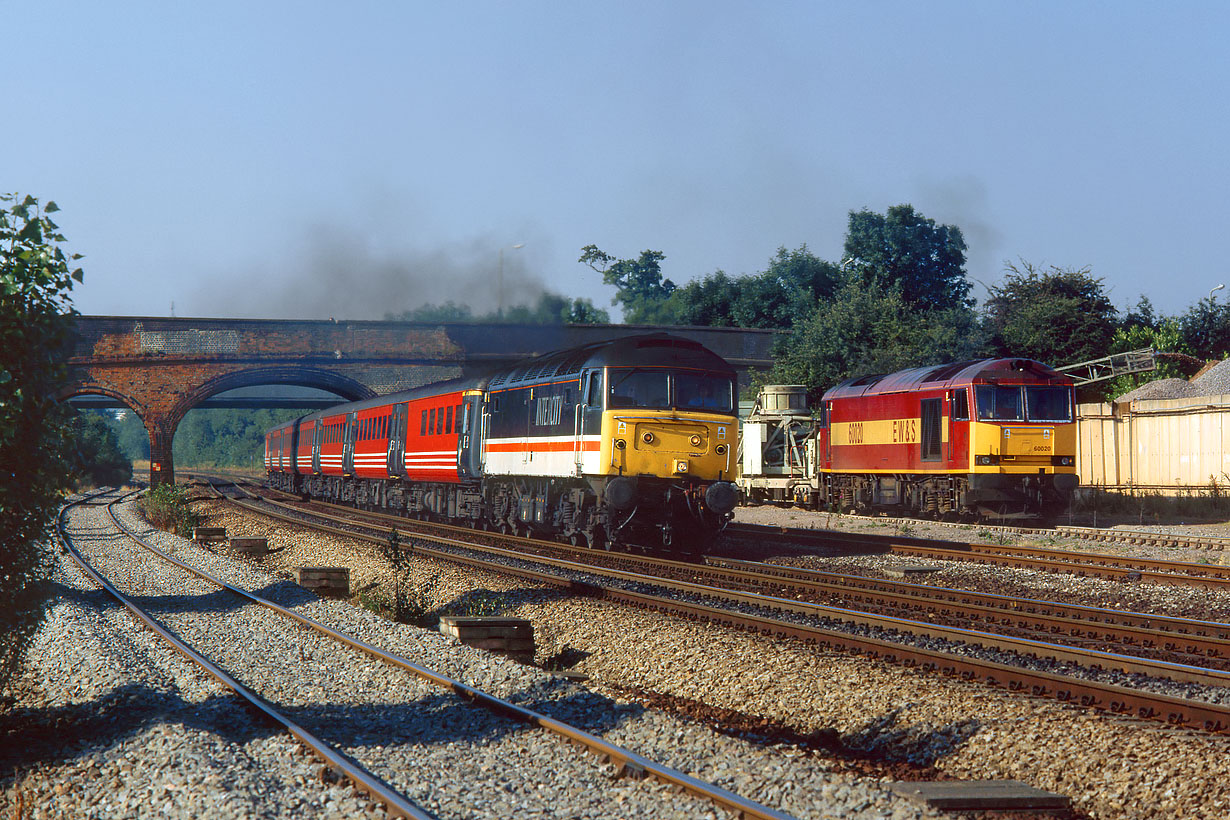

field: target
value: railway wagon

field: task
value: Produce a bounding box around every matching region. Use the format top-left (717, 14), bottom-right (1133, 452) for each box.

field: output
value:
top-left (265, 333), bottom-right (741, 553)
top-left (809, 358), bottom-right (1079, 519)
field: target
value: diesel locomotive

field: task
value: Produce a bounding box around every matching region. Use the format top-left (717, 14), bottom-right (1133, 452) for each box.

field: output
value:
top-left (265, 333), bottom-right (741, 552)
top-left (739, 358), bottom-right (1080, 520)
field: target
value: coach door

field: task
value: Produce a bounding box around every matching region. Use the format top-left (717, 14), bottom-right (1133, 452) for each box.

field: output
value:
top-left (387, 404), bottom-right (406, 476)
top-left (342, 412), bottom-right (357, 475)
top-left (311, 421), bottom-right (322, 473)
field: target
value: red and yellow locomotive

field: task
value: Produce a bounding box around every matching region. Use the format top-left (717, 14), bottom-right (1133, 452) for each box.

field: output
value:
top-left (809, 358), bottom-right (1078, 519)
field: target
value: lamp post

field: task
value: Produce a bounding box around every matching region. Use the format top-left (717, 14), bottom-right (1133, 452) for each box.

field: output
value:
top-left (498, 242), bottom-right (525, 318)
top-left (1211, 283), bottom-right (1225, 301)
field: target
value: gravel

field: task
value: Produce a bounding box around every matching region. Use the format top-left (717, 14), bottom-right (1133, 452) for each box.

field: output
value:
top-left (1, 495), bottom-right (943, 820)
top-left (1114, 357), bottom-right (1230, 402)
top-left (9, 490), bottom-right (1230, 818)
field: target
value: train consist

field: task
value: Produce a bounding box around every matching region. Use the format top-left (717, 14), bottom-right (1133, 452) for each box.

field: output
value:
top-left (265, 333), bottom-right (741, 553)
top-left (738, 358), bottom-right (1080, 520)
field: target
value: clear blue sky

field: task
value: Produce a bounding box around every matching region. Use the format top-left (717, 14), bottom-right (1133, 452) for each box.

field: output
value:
top-left (6, 2), bottom-right (1227, 321)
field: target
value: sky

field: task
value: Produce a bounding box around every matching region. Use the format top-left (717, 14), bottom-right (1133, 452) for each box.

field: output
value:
top-left (5, 2), bottom-right (1229, 322)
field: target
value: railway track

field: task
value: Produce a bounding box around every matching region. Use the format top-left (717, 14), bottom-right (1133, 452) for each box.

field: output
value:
top-left (205, 480), bottom-right (1230, 735)
top-left (725, 522), bottom-right (1230, 589)
top-left (62, 489), bottom-right (797, 820)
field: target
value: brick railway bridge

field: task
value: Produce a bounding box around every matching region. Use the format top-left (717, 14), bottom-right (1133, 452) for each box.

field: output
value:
top-left (65, 316), bottom-right (778, 487)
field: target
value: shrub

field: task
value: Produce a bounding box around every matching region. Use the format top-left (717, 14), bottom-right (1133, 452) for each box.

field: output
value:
top-left (0, 194), bottom-right (82, 690)
top-left (138, 483), bottom-right (200, 538)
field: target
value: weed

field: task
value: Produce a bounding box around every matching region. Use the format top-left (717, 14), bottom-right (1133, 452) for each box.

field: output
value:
top-left (138, 483), bottom-right (200, 539)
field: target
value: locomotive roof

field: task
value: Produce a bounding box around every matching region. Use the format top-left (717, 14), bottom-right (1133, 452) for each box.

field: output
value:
top-left (266, 332), bottom-right (733, 433)
top-left (823, 358), bottom-right (1072, 401)
top-left (485, 332), bottom-right (733, 390)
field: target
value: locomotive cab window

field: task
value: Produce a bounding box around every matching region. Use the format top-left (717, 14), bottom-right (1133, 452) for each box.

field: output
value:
top-left (674, 372), bottom-right (735, 412)
top-left (1025, 386), bottom-right (1072, 422)
top-left (950, 389), bottom-right (970, 421)
top-left (607, 368), bottom-right (734, 413)
top-left (975, 385), bottom-right (1023, 421)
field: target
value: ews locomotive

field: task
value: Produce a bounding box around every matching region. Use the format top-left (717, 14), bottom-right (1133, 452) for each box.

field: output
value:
top-left (740, 358), bottom-right (1079, 519)
top-left (265, 334), bottom-right (741, 552)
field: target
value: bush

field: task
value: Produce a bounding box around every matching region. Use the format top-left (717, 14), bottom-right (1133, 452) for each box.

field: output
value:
top-left (0, 194), bottom-right (82, 690)
top-left (138, 483), bottom-right (200, 539)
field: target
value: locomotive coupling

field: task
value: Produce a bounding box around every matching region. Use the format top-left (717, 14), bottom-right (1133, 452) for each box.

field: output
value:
top-left (705, 481), bottom-right (738, 515)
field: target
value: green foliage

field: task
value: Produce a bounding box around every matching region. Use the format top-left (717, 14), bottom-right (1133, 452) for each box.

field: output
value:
top-left (1178, 296), bottom-right (1230, 362)
top-left (983, 261), bottom-right (1118, 367)
top-left (579, 245), bottom-right (676, 323)
top-left (843, 204), bottom-right (971, 312)
top-left (1105, 319), bottom-right (1193, 399)
top-left (0, 193), bottom-right (81, 689)
top-left (661, 245), bottom-right (840, 330)
top-left (173, 407), bottom-right (302, 469)
top-left (105, 410), bottom-right (151, 461)
top-left (766, 278), bottom-right (982, 402)
top-left (71, 411), bottom-right (133, 488)
top-left (138, 483), bottom-right (200, 539)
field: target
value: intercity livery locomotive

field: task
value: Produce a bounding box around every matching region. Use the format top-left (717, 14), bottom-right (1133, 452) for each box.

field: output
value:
top-left (265, 334), bottom-right (741, 552)
top-left (739, 358), bottom-right (1079, 519)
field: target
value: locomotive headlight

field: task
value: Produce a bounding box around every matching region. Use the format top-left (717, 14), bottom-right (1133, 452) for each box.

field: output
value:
top-left (1059, 456), bottom-right (1073, 466)
top-left (715, 443), bottom-right (727, 455)
top-left (690, 434), bottom-right (702, 447)
top-left (614, 439), bottom-right (626, 450)
top-left (977, 455), bottom-right (994, 466)
top-left (642, 431), bottom-right (655, 444)
top-left (674, 459), bottom-right (689, 473)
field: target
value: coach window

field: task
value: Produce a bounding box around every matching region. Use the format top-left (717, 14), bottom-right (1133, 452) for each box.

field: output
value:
top-left (429, 407), bottom-right (437, 435)
top-left (445, 405), bottom-right (454, 434)
top-left (950, 389), bottom-right (970, 421)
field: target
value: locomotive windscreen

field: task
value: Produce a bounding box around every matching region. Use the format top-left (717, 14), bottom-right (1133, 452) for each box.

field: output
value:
top-left (607, 368), bottom-right (734, 413)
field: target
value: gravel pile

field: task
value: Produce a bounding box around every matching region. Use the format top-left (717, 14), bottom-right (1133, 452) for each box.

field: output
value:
top-left (1115, 357), bottom-right (1230, 403)
top-left (1, 496), bottom-right (943, 820)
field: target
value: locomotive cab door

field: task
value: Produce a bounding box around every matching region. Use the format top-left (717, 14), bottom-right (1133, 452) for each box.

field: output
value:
top-left (387, 403), bottom-right (406, 476)
top-left (575, 369), bottom-right (604, 477)
top-left (342, 412), bottom-right (357, 475)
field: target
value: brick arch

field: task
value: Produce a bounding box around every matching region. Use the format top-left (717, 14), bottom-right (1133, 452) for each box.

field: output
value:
top-left (58, 384), bottom-right (151, 423)
top-left (170, 366), bottom-right (375, 424)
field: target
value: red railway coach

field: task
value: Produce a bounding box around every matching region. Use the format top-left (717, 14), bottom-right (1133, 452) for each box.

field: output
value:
top-left (813, 358), bottom-right (1079, 520)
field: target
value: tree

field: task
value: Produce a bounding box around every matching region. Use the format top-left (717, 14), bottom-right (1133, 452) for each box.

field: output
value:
top-left (843, 204), bottom-right (972, 312)
top-left (71, 411), bottom-right (133, 488)
top-left (1177, 296), bottom-right (1230, 362)
top-left (579, 245), bottom-right (676, 324)
top-left (767, 279), bottom-right (982, 402)
top-left (982, 261), bottom-right (1118, 367)
top-left (1105, 319), bottom-right (1192, 400)
top-left (0, 194), bottom-right (83, 688)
